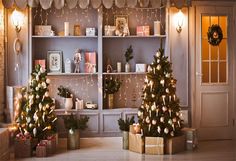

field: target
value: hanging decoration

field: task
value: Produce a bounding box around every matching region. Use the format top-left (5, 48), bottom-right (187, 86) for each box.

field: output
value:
top-left (91, 0), bottom-right (101, 9)
top-left (2, 0), bottom-right (191, 9)
top-left (28, 0), bottom-right (39, 8)
top-left (79, 0), bottom-right (90, 9)
top-left (15, 0), bottom-right (27, 9)
top-left (65, 0), bottom-right (78, 9)
top-left (54, 0), bottom-right (64, 10)
top-left (103, 0), bottom-right (113, 9)
top-left (127, 0), bottom-right (137, 8)
top-left (207, 24), bottom-right (223, 46)
top-left (115, 0), bottom-right (126, 8)
top-left (39, 0), bottom-right (53, 10)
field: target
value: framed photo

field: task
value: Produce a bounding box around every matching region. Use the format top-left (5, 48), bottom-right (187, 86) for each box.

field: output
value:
top-left (47, 50), bottom-right (63, 73)
top-left (114, 15), bottom-right (128, 33)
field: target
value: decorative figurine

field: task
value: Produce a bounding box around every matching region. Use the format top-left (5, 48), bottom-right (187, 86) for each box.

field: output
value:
top-left (74, 49), bottom-right (82, 73)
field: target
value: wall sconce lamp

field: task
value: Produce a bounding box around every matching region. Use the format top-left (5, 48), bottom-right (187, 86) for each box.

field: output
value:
top-left (175, 10), bottom-right (184, 33)
top-left (11, 9), bottom-right (24, 55)
top-left (11, 9), bottom-right (24, 33)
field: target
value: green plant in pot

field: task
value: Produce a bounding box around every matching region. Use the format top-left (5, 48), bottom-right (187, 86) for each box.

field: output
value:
top-left (57, 85), bottom-right (73, 111)
top-left (104, 77), bottom-right (122, 109)
top-left (118, 116), bottom-right (135, 149)
top-left (124, 45), bottom-right (134, 72)
top-left (63, 114), bottom-right (89, 150)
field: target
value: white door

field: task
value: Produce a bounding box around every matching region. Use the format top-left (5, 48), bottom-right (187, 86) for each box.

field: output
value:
top-left (195, 6), bottom-right (234, 140)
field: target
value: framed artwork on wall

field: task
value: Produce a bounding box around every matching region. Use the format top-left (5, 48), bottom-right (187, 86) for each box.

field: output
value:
top-left (47, 50), bottom-right (63, 73)
top-left (114, 15), bottom-right (128, 34)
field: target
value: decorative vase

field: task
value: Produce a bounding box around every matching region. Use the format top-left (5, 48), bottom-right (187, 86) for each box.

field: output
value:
top-left (125, 62), bottom-right (130, 72)
top-left (108, 94), bottom-right (114, 109)
top-left (65, 98), bottom-right (73, 111)
top-left (122, 131), bottom-right (129, 150)
top-left (68, 129), bottom-right (80, 150)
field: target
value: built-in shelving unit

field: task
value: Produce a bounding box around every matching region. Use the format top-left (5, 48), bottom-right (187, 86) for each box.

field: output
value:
top-left (30, 6), bottom-right (165, 137)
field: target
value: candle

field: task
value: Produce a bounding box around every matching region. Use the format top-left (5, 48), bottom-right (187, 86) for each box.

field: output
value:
top-left (64, 22), bottom-right (70, 36)
top-left (173, 94), bottom-right (176, 101)
top-left (117, 62), bottom-right (121, 72)
top-left (154, 21), bottom-right (161, 36)
top-left (162, 95), bottom-right (166, 105)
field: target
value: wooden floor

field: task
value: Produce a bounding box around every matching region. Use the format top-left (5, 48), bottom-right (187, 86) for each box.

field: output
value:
top-left (11, 137), bottom-right (236, 161)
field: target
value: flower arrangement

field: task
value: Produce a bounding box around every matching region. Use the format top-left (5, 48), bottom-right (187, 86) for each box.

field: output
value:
top-left (63, 113), bottom-right (89, 131)
top-left (124, 45), bottom-right (134, 63)
top-left (57, 85), bottom-right (73, 98)
top-left (104, 77), bottom-right (122, 96)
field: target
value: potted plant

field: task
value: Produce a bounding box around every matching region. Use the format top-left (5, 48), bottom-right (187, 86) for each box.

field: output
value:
top-left (104, 77), bottom-right (122, 109)
top-left (124, 45), bottom-right (134, 72)
top-left (63, 113), bottom-right (89, 150)
top-left (57, 85), bottom-right (73, 111)
top-left (118, 116), bottom-right (135, 149)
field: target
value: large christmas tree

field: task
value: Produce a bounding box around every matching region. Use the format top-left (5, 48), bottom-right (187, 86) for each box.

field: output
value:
top-left (15, 65), bottom-right (57, 139)
top-left (138, 47), bottom-right (183, 137)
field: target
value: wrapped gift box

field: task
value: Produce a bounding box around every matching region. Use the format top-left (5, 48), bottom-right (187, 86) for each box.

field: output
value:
top-left (0, 128), bottom-right (9, 158)
top-left (182, 128), bottom-right (198, 150)
top-left (35, 25), bottom-right (52, 36)
top-left (14, 134), bottom-right (32, 158)
top-left (145, 137), bottom-right (164, 155)
top-left (35, 59), bottom-right (46, 70)
top-left (136, 26), bottom-right (150, 36)
top-left (36, 143), bottom-right (47, 157)
top-left (129, 124), bottom-right (141, 134)
top-left (165, 135), bottom-right (186, 154)
top-left (129, 132), bottom-right (144, 154)
top-left (84, 52), bottom-right (97, 73)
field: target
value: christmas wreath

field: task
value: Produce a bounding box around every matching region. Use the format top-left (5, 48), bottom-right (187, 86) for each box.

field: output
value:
top-left (207, 24), bottom-right (223, 46)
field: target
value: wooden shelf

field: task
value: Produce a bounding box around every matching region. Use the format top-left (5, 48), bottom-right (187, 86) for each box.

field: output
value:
top-left (102, 108), bottom-right (138, 111)
top-left (103, 72), bottom-right (146, 75)
top-left (103, 35), bottom-right (166, 38)
top-left (32, 35), bottom-right (98, 38)
top-left (54, 109), bottom-right (98, 113)
top-left (48, 73), bottom-right (98, 76)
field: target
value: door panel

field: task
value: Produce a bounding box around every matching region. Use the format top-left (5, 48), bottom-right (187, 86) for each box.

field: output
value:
top-left (195, 6), bottom-right (233, 140)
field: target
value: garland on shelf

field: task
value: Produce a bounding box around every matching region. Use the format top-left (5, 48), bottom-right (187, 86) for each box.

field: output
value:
top-left (207, 24), bottom-right (223, 46)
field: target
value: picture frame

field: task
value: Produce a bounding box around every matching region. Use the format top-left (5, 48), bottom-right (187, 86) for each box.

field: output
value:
top-left (114, 15), bottom-right (128, 33)
top-left (47, 50), bottom-right (63, 73)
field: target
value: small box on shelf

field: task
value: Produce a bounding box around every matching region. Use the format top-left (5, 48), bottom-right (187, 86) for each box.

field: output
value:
top-left (35, 25), bottom-right (52, 36)
top-left (35, 60), bottom-right (46, 69)
top-left (86, 28), bottom-right (96, 36)
top-left (136, 26), bottom-right (150, 36)
top-left (85, 52), bottom-right (96, 73)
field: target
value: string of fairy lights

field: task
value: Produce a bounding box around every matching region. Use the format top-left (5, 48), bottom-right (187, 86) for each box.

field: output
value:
top-left (47, 74), bottom-right (144, 109)
top-left (33, 5), bottom-right (163, 31)
top-left (31, 5), bottom-right (164, 109)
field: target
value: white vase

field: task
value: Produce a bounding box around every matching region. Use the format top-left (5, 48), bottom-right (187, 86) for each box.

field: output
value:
top-left (65, 98), bottom-right (73, 111)
top-left (125, 62), bottom-right (131, 72)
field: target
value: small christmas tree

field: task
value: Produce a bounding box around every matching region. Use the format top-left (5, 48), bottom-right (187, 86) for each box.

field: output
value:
top-left (138, 47), bottom-right (183, 137)
top-left (15, 65), bottom-right (57, 139)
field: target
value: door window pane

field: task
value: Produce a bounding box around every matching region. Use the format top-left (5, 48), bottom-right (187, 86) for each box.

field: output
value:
top-left (219, 62), bottom-right (226, 82)
top-left (211, 16), bottom-right (218, 25)
top-left (202, 39), bottom-right (209, 60)
top-left (219, 16), bottom-right (227, 38)
top-left (211, 62), bottom-right (218, 83)
top-left (202, 16), bottom-right (209, 38)
top-left (202, 62), bottom-right (209, 83)
top-left (201, 15), bottom-right (228, 84)
top-left (219, 39), bottom-right (226, 60)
